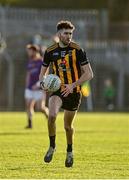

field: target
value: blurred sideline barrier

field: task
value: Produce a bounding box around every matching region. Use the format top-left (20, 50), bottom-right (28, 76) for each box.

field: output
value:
top-left (0, 6), bottom-right (129, 111)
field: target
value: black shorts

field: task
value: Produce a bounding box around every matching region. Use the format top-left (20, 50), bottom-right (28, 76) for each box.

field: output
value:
top-left (50, 89), bottom-right (82, 111)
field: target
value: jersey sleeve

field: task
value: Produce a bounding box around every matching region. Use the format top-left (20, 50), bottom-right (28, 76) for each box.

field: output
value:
top-left (78, 49), bottom-right (89, 66)
top-left (42, 51), bottom-right (51, 67)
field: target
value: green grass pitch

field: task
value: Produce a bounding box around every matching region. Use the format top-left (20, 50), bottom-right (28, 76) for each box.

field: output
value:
top-left (0, 112), bottom-right (129, 179)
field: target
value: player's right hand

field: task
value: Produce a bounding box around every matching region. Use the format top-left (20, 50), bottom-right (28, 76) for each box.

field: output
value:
top-left (40, 80), bottom-right (45, 90)
top-left (40, 77), bottom-right (48, 92)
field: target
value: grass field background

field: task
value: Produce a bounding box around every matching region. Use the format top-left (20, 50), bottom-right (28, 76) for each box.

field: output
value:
top-left (0, 112), bottom-right (129, 179)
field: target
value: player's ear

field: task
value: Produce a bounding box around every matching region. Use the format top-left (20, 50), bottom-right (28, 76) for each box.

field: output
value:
top-left (57, 31), bottom-right (61, 37)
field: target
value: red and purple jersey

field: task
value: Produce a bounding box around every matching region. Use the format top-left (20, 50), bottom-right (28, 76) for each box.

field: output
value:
top-left (27, 59), bottom-right (42, 89)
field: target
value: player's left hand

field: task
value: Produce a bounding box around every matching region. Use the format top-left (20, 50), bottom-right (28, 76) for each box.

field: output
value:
top-left (61, 84), bottom-right (74, 97)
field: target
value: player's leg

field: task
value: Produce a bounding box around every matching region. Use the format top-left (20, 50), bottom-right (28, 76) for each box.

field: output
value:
top-left (48, 95), bottom-right (62, 137)
top-left (24, 89), bottom-right (35, 128)
top-left (25, 98), bottom-right (35, 128)
top-left (41, 100), bottom-right (49, 118)
top-left (38, 91), bottom-right (49, 119)
top-left (37, 100), bottom-right (49, 118)
top-left (64, 110), bottom-right (77, 167)
top-left (36, 91), bottom-right (49, 118)
top-left (44, 95), bottom-right (62, 163)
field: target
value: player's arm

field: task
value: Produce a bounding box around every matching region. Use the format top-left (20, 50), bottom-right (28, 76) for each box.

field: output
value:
top-left (62, 63), bottom-right (93, 97)
top-left (73, 63), bottom-right (93, 87)
top-left (39, 50), bottom-right (50, 89)
top-left (31, 66), bottom-right (48, 90)
top-left (39, 66), bottom-right (48, 81)
top-left (74, 48), bottom-right (94, 86)
top-left (39, 49), bottom-right (50, 80)
top-left (62, 49), bottom-right (93, 97)
top-left (39, 66), bottom-right (49, 90)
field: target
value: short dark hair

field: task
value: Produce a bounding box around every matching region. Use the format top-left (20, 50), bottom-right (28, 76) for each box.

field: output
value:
top-left (26, 44), bottom-right (40, 52)
top-left (56, 20), bottom-right (75, 31)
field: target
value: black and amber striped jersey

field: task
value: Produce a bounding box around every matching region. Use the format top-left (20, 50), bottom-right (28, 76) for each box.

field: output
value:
top-left (42, 41), bottom-right (89, 92)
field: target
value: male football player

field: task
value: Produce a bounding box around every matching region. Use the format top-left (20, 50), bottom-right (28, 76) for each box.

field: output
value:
top-left (39, 21), bottom-right (93, 167)
top-left (25, 44), bottom-right (49, 128)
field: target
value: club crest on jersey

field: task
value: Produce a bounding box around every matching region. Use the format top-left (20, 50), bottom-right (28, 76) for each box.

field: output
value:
top-left (58, 60), bottom-right (71, 72)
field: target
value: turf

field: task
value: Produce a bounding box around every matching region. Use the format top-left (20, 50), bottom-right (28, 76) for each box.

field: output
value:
top-left (0, 112), bottom-right (129, 179)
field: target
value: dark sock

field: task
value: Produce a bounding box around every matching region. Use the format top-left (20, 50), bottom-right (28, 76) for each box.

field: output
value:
top-left (49, 135), bottom-right (56, 149)
top-left (67, 144), bottom-right (72, 152)
top-left (28, 118), bottom-right (32, 127)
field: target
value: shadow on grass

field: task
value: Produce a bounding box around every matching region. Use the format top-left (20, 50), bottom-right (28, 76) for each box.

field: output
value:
top-left (0, 129), bottom-right (116, 136)
top-left (0, 131), bottom-right (47, 136)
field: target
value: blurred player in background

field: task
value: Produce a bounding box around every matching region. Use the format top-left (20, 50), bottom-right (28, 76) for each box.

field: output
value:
top-left (25, 44), bottom-right (49, 129)
top-left (103, 78), bottom-right (116, 111)
top-left (39, 20), bottom-right (93, 167)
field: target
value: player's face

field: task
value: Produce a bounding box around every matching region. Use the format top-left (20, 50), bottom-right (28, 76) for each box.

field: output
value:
top-left (59, 29), bottom-right (73, 45)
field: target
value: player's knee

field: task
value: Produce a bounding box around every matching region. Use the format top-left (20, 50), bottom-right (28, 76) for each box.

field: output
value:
top-left (49, 114), bottom-right (57, 124)
top-left (27, 111), bottom-right (33, 119)
top-left (39, 105), bottom-right (45, 112)
top-left (64, 125), bottom-right (73, 132)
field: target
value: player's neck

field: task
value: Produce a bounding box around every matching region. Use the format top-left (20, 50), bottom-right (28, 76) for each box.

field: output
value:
top-left (59, 41), bottom-right (69, 48)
